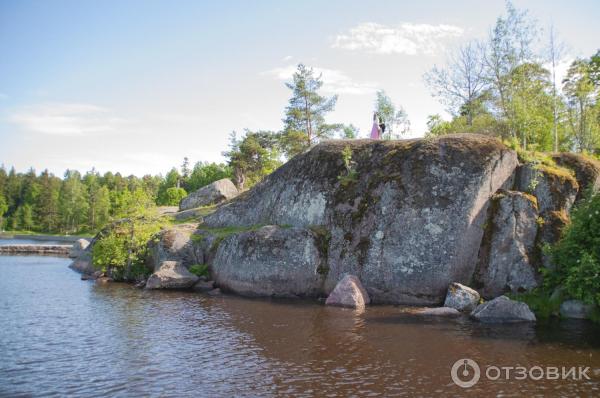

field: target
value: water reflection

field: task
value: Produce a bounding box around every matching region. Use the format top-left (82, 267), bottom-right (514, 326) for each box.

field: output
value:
top-left (1, 255), bottom-right (599, 397)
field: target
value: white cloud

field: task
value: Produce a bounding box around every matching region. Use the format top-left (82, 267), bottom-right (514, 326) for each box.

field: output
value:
top-left (282, 55), bottom-right (293, 61)
top-left (332, 22), bottom-right (464, 55)
top-left (8, 102), bottom-right (125, 136)
top-left (263, 65), bottom-right (377, 95)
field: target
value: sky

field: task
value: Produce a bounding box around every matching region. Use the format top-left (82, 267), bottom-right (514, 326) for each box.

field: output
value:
top-left (1, 0), bottom-right (599, 177)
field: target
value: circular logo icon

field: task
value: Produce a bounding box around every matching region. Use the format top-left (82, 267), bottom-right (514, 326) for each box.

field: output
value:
top-left (451, 358), bottom-right (480, 388)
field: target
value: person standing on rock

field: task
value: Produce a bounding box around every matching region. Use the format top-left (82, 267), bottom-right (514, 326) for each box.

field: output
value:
top-left (370, 112), bottom-right (382, 139)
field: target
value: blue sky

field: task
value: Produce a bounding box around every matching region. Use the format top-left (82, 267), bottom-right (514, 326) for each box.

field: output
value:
top-left (1, 0), bottom-right (599, 176)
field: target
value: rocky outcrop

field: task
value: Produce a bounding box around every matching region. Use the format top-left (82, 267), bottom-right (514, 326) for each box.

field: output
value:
top-left (515, 163), bottom-right (578, 214)
top-left (552, 153), bottom-right (600, 202)
top-left (206, 135), bottom-right (518, 305)
top-left (69, 239), bottom-right (90, 258)
top-left (325, 274), bottom-right (370, 309)
top-left (444, 282), bottom-right (480, 312)
top-left (475, 191), bottom-right (540, 298)
top-left (471, 296), bottom-right (536, 323)
top-left (146, 224), bottom-right (204, 271)
top-left (145, 261), bottom-right (199, 289)
top-left (560, 300), bottom-right (595, 319)
top-left (211, 226), bottom-right (327, 298)
top-left (179, 178), bottom-right (239, 211)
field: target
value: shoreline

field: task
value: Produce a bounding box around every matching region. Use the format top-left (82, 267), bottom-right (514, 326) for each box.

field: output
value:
top-left (0, 244), bottom-right (72, 257)
top-left (0, 233), bottom-right (92, 243)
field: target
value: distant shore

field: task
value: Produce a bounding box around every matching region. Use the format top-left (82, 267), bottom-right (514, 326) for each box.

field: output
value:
top-left (0, 232), bottom-right (92, 243)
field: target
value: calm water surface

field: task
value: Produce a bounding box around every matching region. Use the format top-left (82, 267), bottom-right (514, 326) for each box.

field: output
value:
top-left (1, 254), bottom-right (600, 397)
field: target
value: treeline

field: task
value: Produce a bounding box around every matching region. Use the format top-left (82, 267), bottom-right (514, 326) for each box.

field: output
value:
top-left (424, 2), bottom-right (600, 155)
top-left (0, 161), bottom-right (232, 234)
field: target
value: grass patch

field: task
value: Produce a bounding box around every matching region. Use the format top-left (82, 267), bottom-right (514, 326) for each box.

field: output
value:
top-left (189, 264), bottom-right (209, 278)
top-left (509, 288), bottom-right (563, 319)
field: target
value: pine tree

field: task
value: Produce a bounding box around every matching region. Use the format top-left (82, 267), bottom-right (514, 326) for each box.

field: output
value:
top-left (281, 64), bottom-right (339, 157)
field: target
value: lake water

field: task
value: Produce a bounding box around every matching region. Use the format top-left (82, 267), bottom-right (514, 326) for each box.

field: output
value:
top-left (1, 254), bottom-right (599, 397)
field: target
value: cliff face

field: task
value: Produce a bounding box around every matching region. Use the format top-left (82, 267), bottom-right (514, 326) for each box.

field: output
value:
top-left (205, 135), bottom-right (521, 304)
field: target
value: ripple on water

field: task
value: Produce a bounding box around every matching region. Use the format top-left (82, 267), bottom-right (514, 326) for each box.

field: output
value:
top-left (1, 255), bottom-right (600, 397)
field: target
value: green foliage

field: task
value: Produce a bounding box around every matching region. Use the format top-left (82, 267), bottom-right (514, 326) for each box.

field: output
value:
top-left (92, 217), bottom-right (165, 281)
top-left (281, 64), bottom-right (340, 157)
top-left (375, 90), bottom-right (410, 139)
top-left (0, 194), bottom-right (7, 229)
top-left (163, 187), bottom-right (188, 206)
top-left (186, 162), bottom-right (232, 192)
top-left (424, 1), bottom-right (600, 154)
top-left (156, 168), bottom-right (182, 205)
top-left (189, 264), bottom-right (209, 278)
top-left (338, 146), bottom-right (358, 186)
top-left (546, 191), bottom-right (600, 307)
top-left (509, 288), bottom-right (563, 319)
top-left (341, 124), bottom-right (359, 139)
top-left (224, 130), bottom-right (282, 190)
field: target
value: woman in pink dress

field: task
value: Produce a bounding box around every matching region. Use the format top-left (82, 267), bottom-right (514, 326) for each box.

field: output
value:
top-left (370, 112), bottom-right (381, 139)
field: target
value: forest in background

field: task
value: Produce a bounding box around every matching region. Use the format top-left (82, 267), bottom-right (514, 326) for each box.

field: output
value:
top-left (1, 2), bottom-right (599, 236)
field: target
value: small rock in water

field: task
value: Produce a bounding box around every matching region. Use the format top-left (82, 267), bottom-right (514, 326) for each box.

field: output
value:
top-left (413, 307), bottom-right (461, 317)
top-left (325, 274), bottom-right (370, 309)
top-left (207, 288), bottom-right (222, 296)
top-left (470, 296), bottom-right (536, 323)
top-left (444, 282), bottom-right (480, 312)
top-left (145, 261), bottom-right (199, 290)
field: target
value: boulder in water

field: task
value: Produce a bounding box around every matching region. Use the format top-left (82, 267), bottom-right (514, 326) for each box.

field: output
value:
top-left (444, 282), bottom-right (480, 312)
top-left (325, 274), bottom-right (370, 309)
top-left (471, 296), bottom-right (536, 323)
top-left (145, 261), bottom-right (199, 290)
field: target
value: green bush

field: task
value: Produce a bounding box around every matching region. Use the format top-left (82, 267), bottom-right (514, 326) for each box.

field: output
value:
top-left (162, 187), bottom-right (188, 206)
top-left (546, 190), bottom-right (600, 307)
top-left (92, 217), bottom-right (164, 281)
top-left (189, 264), bottom-right (209, 278)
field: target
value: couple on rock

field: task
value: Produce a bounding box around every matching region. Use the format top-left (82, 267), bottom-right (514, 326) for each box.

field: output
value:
top-left (370, 112), bottom-right (386, 140)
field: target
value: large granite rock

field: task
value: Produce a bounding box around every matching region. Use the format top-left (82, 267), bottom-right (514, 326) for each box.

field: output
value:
top-left (515, 163), bottom-right (578, 214)
top-left (145, 261), bottom-right (199, 290)
top-left (68, 249), bottom-right (95, 274)
top-left (211, 226), bottom-right (327, 298)
top-left (552, 153), bottom-right (600, 202)
top-left (471, 296), bottom-right (536, 323)
top-left (179, 178), bottom-right (239, 211)
top-left (69, 238), bottom-right (90, 258)
top-left (325, 274), bottom-right (370, 309)
top-left (444, 282), bottom-right (480, 312)
top-left (205, 135), bottom-right (518, 304)
top-left (475, 191), bottom-right (540, 298)
top-left (146, 224), bottom-right (204, 271)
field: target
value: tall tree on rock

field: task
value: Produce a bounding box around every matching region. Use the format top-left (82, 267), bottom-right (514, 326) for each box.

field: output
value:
top-left (374, 90), bottom-right (411, 139)
top-left (281, 64), bottom-right (339, 158)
